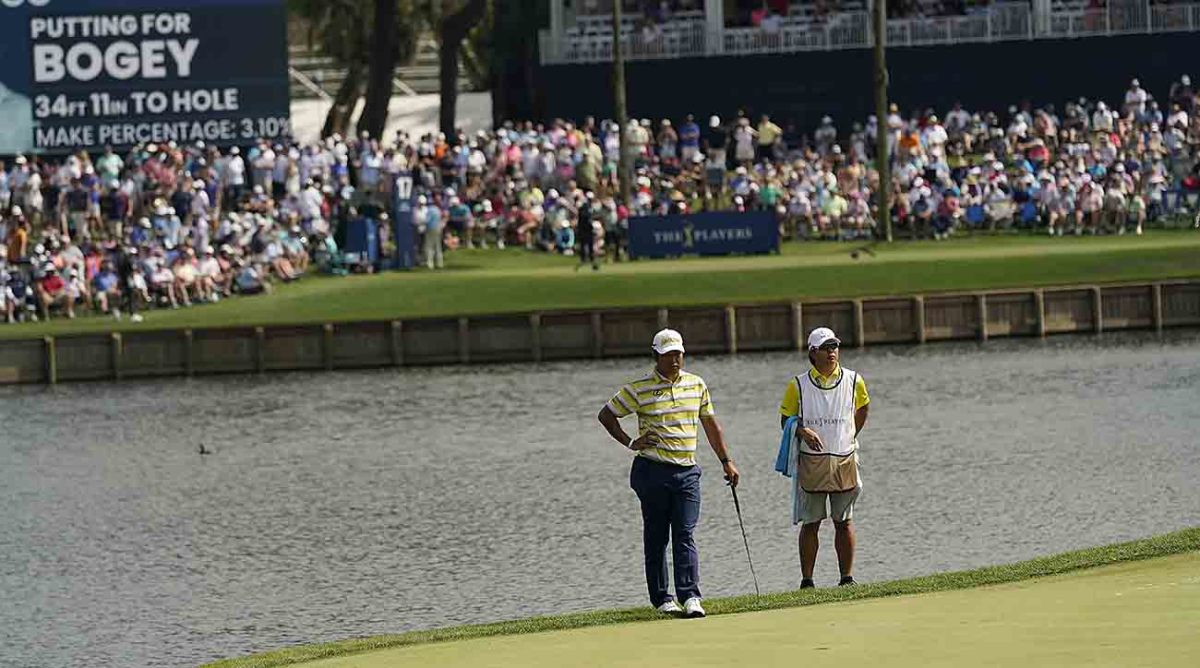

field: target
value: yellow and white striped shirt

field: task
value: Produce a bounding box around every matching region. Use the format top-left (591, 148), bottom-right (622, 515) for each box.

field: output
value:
top-left (607, 369), bottom-right (714, 467)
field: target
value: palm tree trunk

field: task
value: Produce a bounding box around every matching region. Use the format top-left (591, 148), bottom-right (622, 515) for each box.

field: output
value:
top-left (439, 0), bottom-right (487, 137)
top-left (359, 0), bottom-right (399, 139)
top-left (323, 59), bottom-right (365, 138)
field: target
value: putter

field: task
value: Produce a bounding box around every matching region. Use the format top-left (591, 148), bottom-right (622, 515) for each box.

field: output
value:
top-left (729, 485), bottom-right (761, 597)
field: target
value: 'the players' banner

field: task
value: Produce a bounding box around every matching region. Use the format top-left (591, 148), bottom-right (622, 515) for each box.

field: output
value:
top-left (0, 0), bottom-right (290, 154)
top-left (628, 211), bottom-right (779, 259)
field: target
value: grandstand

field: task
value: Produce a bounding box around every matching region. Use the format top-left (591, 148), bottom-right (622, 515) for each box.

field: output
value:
top-left (541, 0), bottom-right (1200, 62)
top-left (530, 0), bottom-right (1200, 135)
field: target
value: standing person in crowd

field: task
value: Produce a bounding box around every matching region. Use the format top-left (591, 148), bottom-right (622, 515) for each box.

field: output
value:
top-left (597, 329), bottom-right (740, 618)
top-left (657, 119), bottom-right (679, 163)
top-left (732, 116), bottom-right (757, 167)
top-left (222, 147), bottom-right (247, 207)
top-left (701, 116), bottom-right (728, 199)
top-left (600, 195), bottom-right (626, 262)
top-left (1169, 74), bottom-right (1193, 113)
top-left (6, 211), bottom-right (28, 264)
top-left (419, 195), bottom-right (444, 270)
top-left (101, 180), bottom-right (130, 239)
top-left (575, 191), bottom-right (599, 271)
top-left (779, 327), bottom-right (870, 588)
top-left (679, 114), bottom-right (701, 164)
top-left (757, 114), bottom-right (782, 162)
top-left (116, 246), bottom-right (144, 322)
top-left (60, 179), bottom-right (90, 241)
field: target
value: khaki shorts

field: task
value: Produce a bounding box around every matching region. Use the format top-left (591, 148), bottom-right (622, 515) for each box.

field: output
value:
top-left (798, 486), bottom-right (860, 525)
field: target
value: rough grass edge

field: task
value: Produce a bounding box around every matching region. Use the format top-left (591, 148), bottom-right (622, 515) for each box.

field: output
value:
top-left (201, 526), bottom-right (1200, 668)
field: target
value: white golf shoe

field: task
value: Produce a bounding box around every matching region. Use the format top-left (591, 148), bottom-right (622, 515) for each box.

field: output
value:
top-left (682, 597), bottom-right (706, 618)
top-left (656, 599), bottom-right (682, 614)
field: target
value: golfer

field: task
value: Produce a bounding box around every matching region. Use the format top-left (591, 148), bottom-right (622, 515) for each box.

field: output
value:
top-left (598, 328), bottom-right (740, 618)
top-left (779, 327), bottom-right (869, 588)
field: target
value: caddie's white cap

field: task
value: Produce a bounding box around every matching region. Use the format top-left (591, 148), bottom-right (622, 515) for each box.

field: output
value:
top-left (652, 328), bottom-right (685, 355)
top-left (807, 327), bottom-right (841, 350)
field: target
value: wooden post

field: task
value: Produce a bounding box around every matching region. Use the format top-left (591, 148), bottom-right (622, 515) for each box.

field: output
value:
top-left (977, 294), bottom-right (988, 342)
top-left (530, 313), bottom-right (543, 362)
top-left (322, 324), bottom-right (335, 371)
top-left (913, 296), bottom-right (926, 344)
top-left (792, 302), bottom-right (804, 350)
top-left (1152, 283), bottom-right (1164, 334)
top-left (1034, 290), bottom-right (1046, 338)
top-left (852, 299), bottom-right (865, 348)
top-left (657, 308), bottom-right (669, 330)
top-left (183, 329), bottom-right (195, 376)
top-left (1092, 286), bottom-right (1103, 334)
top-left (389, 320), bottom-right (404, 366)
top-left (458, 318), bottom-right (470, 364)
top-left (254, 327), bottom-right (265, 374)
top-left (591, 312), bottom-right (604, 358)
top-left (43, 336), bottom-right (57, 385)
top-left (724, 306), bottom-right (738, 354)
top-left (111, 333), bottom-right (123, 380)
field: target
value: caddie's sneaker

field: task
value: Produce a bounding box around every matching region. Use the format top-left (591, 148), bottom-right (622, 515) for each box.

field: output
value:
top-left (838, 576), bottom-right (857, 587)
top-left (800, 578), bottom-right (815, 589)
top-left (656, 599), bottom-right (682, 614)
top-left (682, 597), bottom-right (706, 618)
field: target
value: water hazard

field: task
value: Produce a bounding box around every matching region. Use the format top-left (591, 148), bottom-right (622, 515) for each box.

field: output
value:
top-left (1, 331), bottom-right (1198, 667)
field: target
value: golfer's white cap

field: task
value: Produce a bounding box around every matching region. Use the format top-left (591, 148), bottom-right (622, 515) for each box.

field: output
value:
top-left (807, 327), bottom-right (841, 350)
top-left (652, 328), bottom-right (685, 355)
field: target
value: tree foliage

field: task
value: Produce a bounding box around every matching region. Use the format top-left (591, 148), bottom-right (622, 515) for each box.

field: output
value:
top-left (289, 0), bottom-right (420, 138)
top-left (288, 0), bottom-right (549, 137)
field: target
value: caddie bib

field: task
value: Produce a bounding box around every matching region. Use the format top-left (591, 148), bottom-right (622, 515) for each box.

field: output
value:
top-left (796, 368), bottom-right (859, 493)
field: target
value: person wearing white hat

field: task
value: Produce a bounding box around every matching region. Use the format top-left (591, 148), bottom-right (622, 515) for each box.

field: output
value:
top-left (222, 146), bottom-right (247, 205)
top-left (598, 328), bottom-right (739, 618)
top-left (778, 327), bottom-right (870, 589)
top-left (415, 194), bottom-right (443, 270)
top-left (704, 116), bottom-right (727, 181)
top-left (1124, 78), bottom-right (1147, 118)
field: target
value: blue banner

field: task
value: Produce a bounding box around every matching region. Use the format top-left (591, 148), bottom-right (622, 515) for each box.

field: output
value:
top-left (0, 0), bottom-right (289, 154)
top-left (628, 211), bottom-right (779, 259)
top-left (391, 171), bottom-right (417, 269)
top-left (343, 217), bottom-right (379, 266)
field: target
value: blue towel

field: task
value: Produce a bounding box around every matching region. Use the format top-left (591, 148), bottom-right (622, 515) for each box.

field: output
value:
top-left (775, 415), bottom-right (800, 477)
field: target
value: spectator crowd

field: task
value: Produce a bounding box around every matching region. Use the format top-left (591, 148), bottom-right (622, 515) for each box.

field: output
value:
top-left (3, 74), bottom-right (1200, 324)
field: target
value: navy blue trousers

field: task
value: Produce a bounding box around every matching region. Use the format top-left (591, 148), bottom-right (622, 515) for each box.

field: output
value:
top-left (630, 456), bottom-right (702, 606)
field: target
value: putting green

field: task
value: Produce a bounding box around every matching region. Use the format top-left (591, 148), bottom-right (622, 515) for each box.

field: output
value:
top-left (300, 553), bottom-right (1199, 668)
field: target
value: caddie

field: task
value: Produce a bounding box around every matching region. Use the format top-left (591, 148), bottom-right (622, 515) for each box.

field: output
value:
top-left (779, 327), bottom-right (869, 588)
top-left (598, 328), bottom-right (740, 618)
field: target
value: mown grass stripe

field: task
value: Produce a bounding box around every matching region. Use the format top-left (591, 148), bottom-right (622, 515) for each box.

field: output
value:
top-left (201, 526), bottom-right (1200, 668)
top-left (4, 234), bottom-right (1200, 340)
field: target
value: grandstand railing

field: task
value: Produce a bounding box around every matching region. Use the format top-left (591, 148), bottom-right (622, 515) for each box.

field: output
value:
top-left (540, 2), bottom-right (1200, 64)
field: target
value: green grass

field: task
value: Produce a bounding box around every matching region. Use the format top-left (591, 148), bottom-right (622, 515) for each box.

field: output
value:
top-left (296, 553), bottom-right (1200, 668)
top-left (200, 526), bottom-right (1200, 668)
top-left (5, 232), bottom-right (1200, 340)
